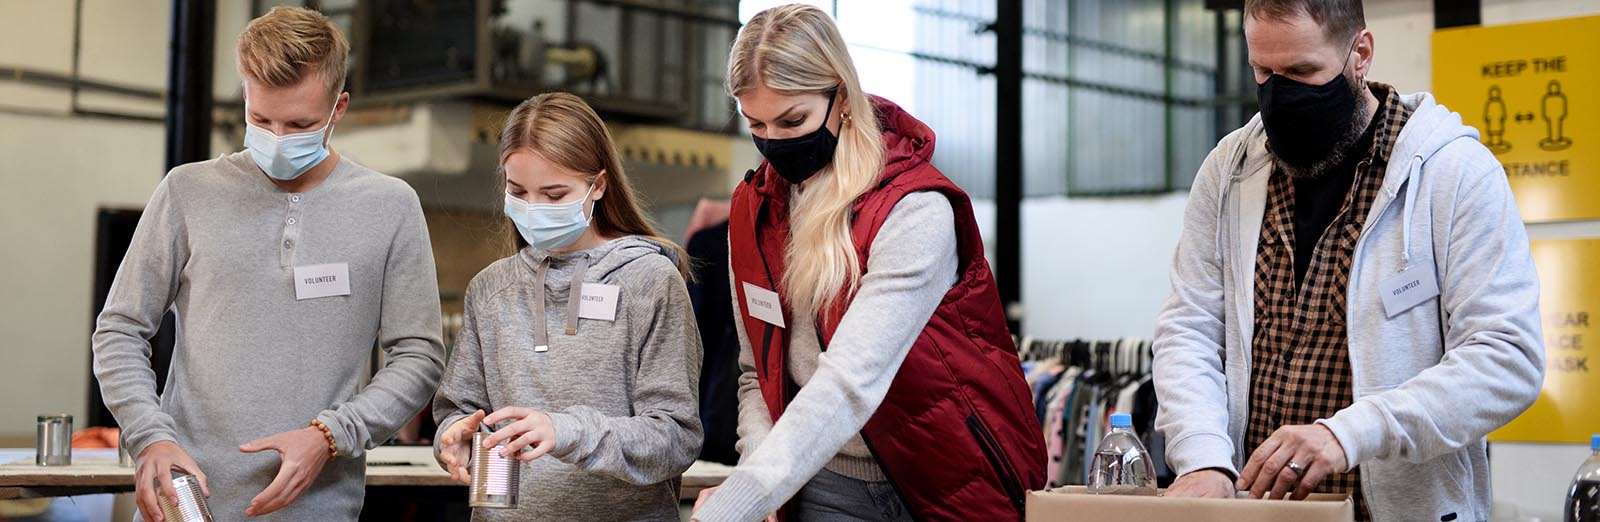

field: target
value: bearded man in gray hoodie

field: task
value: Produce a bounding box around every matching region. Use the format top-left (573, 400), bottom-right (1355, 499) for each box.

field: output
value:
top-left (1152, 1), bottom-right (1544, 521)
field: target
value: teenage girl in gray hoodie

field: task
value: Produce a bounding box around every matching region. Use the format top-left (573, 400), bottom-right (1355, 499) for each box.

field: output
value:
top-left (431, 92), bottom-right (704, 521)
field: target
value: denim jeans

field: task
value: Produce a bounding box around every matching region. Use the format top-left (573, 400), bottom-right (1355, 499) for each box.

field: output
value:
top-left (792, 469), bottom-right (913, 522)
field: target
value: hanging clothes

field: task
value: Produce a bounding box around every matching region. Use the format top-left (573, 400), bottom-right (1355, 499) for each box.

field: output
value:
top-left (1018, 337), bottom-right (1170, 488)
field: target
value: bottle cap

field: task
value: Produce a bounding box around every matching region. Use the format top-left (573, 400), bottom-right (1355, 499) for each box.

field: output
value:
top-left (1110, 413), bottom-right (1132, 428)
top-left (1591, 434), bottom-right (1599, 451)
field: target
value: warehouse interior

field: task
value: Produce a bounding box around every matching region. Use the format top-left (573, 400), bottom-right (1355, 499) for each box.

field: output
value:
top-left (1, 0), bottom-right (1597, 521)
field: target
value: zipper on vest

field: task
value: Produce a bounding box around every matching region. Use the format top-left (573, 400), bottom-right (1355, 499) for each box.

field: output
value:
top-left (759, 324), bottom-right (776, 383)
top-left (966, 414), bottom-right (1026, 511)
top-left (754, 198), bottom-right (783, 389)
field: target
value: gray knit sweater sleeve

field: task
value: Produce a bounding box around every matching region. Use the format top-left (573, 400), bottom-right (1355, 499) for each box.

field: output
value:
top-left (90, 175), bottom-right (187, 457)
top-left (702, 191), bottom-right (959, 521)
top-left (432, 277), bottom-right (490, 458)
top-left (314, 188), bottom-right (446, 458)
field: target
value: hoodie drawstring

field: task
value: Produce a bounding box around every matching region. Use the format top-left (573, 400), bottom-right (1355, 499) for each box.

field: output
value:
top-left (565, 254), bottom-right (590, 335)
top-left (1397, 154), bottom-right (1423, 271)
top-left (531, 253), bottom-right (592, 352)
top-left (532, 258), bottom-right (551, 352)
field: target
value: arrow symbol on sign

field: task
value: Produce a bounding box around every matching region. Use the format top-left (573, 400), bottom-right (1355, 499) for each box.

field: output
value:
top-left (1515, 112), bottom-right (1536, 123)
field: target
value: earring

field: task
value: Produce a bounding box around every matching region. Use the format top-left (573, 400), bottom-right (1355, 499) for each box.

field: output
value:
top-left (841, 111), bottom-right (852, 127)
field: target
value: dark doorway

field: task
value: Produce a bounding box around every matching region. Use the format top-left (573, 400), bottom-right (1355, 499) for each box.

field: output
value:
top-left (87, 208), bottom-right (177, 429)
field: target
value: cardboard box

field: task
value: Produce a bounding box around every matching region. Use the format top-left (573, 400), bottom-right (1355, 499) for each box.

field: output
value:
top-left (1026, 487), bottom-right (1353, 522)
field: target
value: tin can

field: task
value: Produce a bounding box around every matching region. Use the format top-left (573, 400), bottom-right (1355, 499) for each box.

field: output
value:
top-left (35, 414), bottom-right (72, 466)
top-left (155, 472), bottom-right (215, 522)
top-left (469, 432), bottom-right (519, 509)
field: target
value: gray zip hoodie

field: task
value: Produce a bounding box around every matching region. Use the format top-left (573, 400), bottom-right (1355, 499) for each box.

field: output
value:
top-left (433, 236), bottom-right (704, 522)
top-left (1153, 92), bottom-right (1543, 522)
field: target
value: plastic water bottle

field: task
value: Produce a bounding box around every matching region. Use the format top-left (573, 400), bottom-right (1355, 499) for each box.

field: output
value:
top-left (1088, 413), bottom-right (1157, 495)
top-left (1567, 434), bottom-right (1600, 522)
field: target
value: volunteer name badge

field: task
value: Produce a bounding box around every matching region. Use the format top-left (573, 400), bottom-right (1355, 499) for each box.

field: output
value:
top-left (578, 283), bottom-right (620, 321)
top-left (1379, 264), bottom-right (1440, 318)
top-left (742, 282), bottom-right (786, 328)
top-left (294, 263), bottom-right (352, 300)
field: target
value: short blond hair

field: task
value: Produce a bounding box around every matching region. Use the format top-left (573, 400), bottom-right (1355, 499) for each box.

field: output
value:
top-left (237, 6), bottom-right (349, 96)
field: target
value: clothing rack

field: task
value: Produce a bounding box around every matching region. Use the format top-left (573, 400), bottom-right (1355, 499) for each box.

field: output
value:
top-left (1017, 337), bottom-right (1173, 488)
top-left (1018, 336), bottom-right (1153, 380)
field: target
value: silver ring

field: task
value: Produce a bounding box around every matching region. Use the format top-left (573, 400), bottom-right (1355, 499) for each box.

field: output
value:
top-left (1287, 461), bottom-right (1306, 478)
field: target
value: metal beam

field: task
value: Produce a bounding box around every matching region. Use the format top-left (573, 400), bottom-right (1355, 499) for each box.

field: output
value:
top-left (165, 0), bottom-right (215, 171)
top-left (0, 66), bottom-right (165, 102)
top-left (995, 0), bottom-right (1023, 334)
top-left (912, 6), bottom-right (1216, 75)
top-left (1434, 0), bottom-right (1480, 29)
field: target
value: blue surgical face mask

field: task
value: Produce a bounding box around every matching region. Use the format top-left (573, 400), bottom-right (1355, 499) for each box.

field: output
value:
top-left (504, 182), bottom-right (597, 251)
top-left (243, 101), bottom-right (338, 181)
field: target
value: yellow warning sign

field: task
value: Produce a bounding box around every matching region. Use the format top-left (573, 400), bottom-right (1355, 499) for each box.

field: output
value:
top-left (1491, 238), bottom-right (1600, 444)
top-left (1433, 16), bottom-right (1598, 223)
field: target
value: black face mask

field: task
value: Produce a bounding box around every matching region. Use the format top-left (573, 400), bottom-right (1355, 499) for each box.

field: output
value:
top-left (752, 91), bottom-right (838, 185)
top-left (1257, 71), bottom-right (1359, 168)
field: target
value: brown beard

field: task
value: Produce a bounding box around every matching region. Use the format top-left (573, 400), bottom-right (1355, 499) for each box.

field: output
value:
top-left (1275, 75), bottom-right (1372, 180)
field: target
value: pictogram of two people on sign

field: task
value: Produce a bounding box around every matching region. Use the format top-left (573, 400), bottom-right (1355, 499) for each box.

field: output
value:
top-left (1483, 79), bottom-right (1574, 154)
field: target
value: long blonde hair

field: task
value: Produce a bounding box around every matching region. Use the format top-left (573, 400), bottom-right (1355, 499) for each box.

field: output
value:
top-left (498, 92), bottom-right (690, 279)
top-left (728, 4), bottom-right (884, 318)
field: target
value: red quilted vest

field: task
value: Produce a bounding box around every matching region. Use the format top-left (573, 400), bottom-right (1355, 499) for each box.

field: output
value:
top-left (729, 96), bottom-right (1046, 521)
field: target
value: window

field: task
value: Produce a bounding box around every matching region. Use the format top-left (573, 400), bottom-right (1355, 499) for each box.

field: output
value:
top-left (750, 0), bottom-right (1253, 198)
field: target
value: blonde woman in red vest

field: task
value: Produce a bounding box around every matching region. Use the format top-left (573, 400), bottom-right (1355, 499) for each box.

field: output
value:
top-left (691, 5), bottom-right (1046, 522)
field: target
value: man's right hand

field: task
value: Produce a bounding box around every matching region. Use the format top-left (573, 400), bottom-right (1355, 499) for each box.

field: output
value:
top-left (438, 410), bottom-right (487, 485)
top-left (135, 440), bottom-right (209, 522)
top-left (1165, 468), bottom-right (1235, 498)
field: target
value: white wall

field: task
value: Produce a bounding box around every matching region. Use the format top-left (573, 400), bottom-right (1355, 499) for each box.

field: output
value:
top-left (969, 196), bottom-right (1190, 340)
top-left (0, 1), bottom-right (171, 439)
top-left (0, 0), bottom-right (252, 439)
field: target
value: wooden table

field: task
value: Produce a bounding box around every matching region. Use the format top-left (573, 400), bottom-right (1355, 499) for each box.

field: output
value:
top-left (0, 447), bottom-right (731, 501)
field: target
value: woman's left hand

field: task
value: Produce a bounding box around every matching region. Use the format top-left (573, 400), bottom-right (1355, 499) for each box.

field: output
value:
top-left (482, 407), bottom-right (558, 462)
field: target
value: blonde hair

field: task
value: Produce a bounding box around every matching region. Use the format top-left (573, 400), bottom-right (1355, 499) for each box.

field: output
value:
top-left (237, 6), bottom-right (349, 96)
top-left (728, 4), bottom-right (885, 319)
top-left (498, 92), bottom-right (691, 280)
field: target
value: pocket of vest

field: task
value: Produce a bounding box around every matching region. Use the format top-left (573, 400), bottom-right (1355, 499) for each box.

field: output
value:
top-left (966, 414), bottom-right (1025, 509)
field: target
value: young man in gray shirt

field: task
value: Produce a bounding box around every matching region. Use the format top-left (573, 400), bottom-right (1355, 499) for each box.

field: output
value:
top-left (91, 7), bottom-right (444, 521)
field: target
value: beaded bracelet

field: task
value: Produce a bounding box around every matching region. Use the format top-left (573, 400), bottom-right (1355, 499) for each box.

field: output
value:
top-left (309, 419), bottom-right (338, 459)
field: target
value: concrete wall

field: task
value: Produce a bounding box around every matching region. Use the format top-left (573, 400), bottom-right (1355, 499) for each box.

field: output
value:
top-left (0, 0), bottom-right (230, 443)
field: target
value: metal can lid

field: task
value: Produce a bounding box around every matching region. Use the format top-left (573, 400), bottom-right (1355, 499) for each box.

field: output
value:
top-left (36, 413), bottom-right (72, 422)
